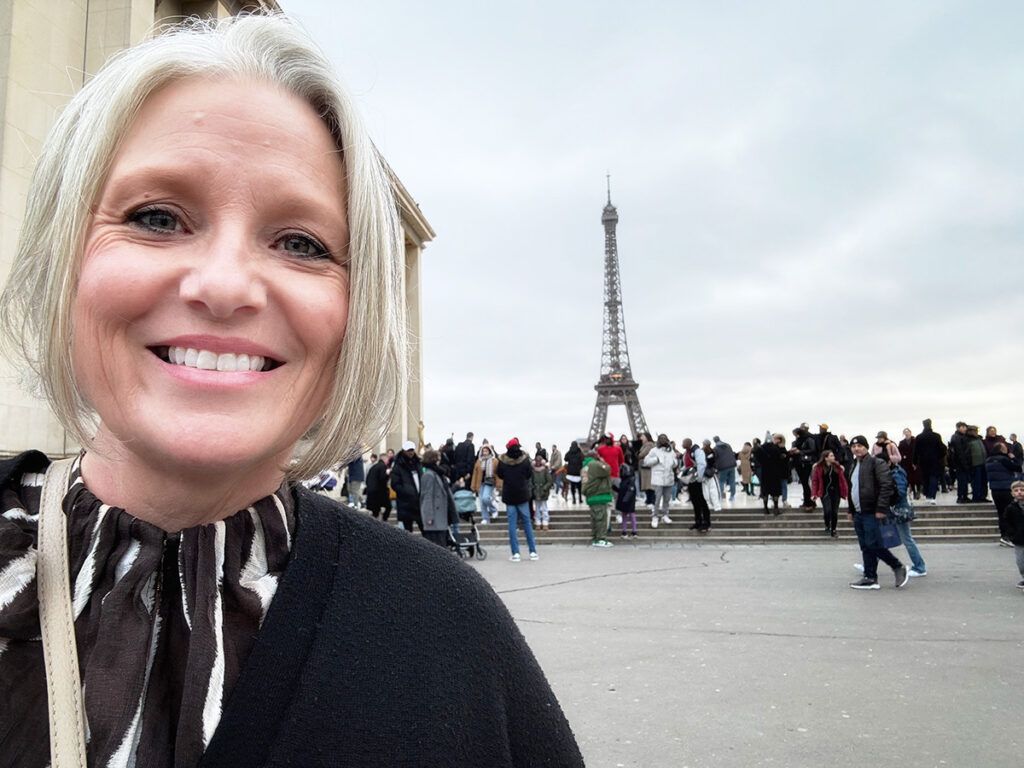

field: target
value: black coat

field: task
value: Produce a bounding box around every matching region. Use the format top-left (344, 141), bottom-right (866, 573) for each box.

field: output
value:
top-left (948, 432), bottom-right (972, 471)
top-left (753, 442), bottom-right (788, 497)
top-left (389, 452), bottom-right (422, 522)
top-left (984, 453), bottom-right (1022, 491)
top-left (615, 464), bottom-right (637, 512)
top-left (1004, 501), bottom-right (1024, 546)
top-left (846, 456), bottom-right (894, 515)
top-left (453, 440), bottom-right (476, 481)
top-left (564, 446), bottom-right (584, 476)
top-left (497, 451), bottom-right (533, 505)
top-left (912, 428), bottom-right (946, 469)
top-left (364, 460), bottom-right (389, 509)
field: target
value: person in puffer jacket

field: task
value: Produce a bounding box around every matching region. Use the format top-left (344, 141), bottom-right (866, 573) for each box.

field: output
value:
top-left (642, 434), bottom-right (677, 528)
top-left (582, 451), bottom-right (614, 548)
top-left (985, 443), bottom-right (1023, 545)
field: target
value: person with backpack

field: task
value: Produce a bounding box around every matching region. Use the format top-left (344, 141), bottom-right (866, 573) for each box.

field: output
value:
top-left (582, 449), bottom-right (614, 548)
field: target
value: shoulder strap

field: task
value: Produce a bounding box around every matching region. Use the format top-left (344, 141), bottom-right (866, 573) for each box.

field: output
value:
top-left (37, 457), bottom-right (88, 768)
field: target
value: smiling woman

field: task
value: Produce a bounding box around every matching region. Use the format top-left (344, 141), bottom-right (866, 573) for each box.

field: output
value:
top-left (0, 13), bottom-right (582, 768)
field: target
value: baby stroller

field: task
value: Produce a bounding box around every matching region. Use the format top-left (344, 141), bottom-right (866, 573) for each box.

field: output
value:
top-left (450, 489), bottom-right (487, 560)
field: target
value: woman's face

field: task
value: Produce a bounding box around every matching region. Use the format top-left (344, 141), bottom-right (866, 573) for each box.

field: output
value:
top-left (824, 451), bottom-right (836, 464)
top-left (74, 77), bottom-right (349, 477)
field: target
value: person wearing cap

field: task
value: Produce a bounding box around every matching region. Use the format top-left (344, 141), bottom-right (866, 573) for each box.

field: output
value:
top-left (497, 438), bottom-right (539, 561)
top-left (871, 431), bottom-right (902, 465)
top-left (846, 435), bottom-right (908, 589)
top-left (913, 419), bottom-right (947, 505)
top-left (390, 441), bottom-right (424, 532)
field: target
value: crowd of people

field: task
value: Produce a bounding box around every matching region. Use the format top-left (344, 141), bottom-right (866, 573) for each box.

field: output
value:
top-left (307, 420), bottom-right (1024, 591)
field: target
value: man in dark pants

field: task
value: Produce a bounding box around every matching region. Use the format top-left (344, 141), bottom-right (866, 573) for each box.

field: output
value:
top-left (847, 435), bottom-right (908, 590)
top-left (913, 418), bottom-right (946, 506)
top-left (453, 431), bottom-right (476, 487)
top-left (790, 425), bottom-right (817, 510)
top-left (948, 421), bottom-right (972, 503)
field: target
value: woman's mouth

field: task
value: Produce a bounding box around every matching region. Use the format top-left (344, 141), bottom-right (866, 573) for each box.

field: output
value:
top-left (149, 346), bottom-right (282, 372)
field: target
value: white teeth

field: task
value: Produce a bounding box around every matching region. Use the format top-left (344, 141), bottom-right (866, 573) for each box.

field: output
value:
top-left (165, 346), bottom-right (273, 372)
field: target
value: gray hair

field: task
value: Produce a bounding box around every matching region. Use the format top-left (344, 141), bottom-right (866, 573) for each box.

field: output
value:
top-left (0, 13), bottom-right (406, 480)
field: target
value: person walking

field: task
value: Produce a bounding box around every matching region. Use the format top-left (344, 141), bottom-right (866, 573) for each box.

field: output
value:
top-left (985, 442), bottom-right (1023, 546)
top-left (642, 433), bottom-right (677, 528)
top-left (531, 455), bottom-right (554, 530)
top-left (420, 449), bottom-right (457, 548)
top-left (582, 449), bottom-right (614, 547)
top-left (888, 455), bottom-right (927, 577)
top-left (681, 438), bottom-right (711, 532)
top-left (811, 449), bottom-right (848, 538)
top-left (913, 419), bottom-right (947, 506)
top-left (713, 436), bottom-right (738, 501)
top-left (846, 435), bottom-right (908, 590)
top-left (470, 444), bottom-right (501, 524)
top-left (497, 438), bottom-right (538, 561)
top-left (390, 441), bottom-right (423, 533)
top-left (564, 441), bottom-right (585, 504)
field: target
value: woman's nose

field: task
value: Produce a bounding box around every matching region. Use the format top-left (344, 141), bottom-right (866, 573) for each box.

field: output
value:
top-left (178, 231), bottom-right (268, 319)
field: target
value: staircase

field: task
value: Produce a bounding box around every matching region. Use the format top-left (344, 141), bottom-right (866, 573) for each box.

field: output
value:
top-left (469, 494), bottom-right (1001, 545)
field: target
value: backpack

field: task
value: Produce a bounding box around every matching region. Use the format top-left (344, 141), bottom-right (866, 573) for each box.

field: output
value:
top-left (888, 464), bottom-right (915, 522)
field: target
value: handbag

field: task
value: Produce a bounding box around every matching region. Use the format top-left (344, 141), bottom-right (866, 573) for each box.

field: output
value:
top-left (889, 500), bottom-right (916, 523)
top-left (879, 519), bottom-right (902, 549)
top-left (37, 458), bottom-right (88, 768)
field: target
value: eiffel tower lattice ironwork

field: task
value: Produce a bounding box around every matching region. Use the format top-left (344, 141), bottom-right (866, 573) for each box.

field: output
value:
top-left (587, 178), bottom-right (649, 444)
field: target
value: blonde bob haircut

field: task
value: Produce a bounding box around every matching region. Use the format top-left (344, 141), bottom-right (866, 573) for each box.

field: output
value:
top-left (0, 13), bottom-right (406, 481)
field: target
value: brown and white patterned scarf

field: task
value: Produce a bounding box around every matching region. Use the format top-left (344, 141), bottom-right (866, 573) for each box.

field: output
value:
top-left (0, 455), bottom-right (295, 768)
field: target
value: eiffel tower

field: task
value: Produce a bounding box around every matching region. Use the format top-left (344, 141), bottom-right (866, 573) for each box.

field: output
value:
top-left (587, 177), bottom-right (649, 444)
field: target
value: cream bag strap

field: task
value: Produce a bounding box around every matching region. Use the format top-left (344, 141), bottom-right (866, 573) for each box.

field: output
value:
top-left (37, 457), bottom-right (88, 768)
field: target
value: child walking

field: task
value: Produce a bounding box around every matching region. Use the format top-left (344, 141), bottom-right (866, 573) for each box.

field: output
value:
top-left (616, 462), bottom-right (638, 538)
top-left (1004, 480), bottom-right (1024, 591)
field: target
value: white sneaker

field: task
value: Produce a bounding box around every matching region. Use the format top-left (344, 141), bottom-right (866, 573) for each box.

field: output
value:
top-left (853, 562), bottom-right (864, 573)
top-left (529, 551), bottom-right (539, 561)
top-left (479, 519), bottom-right (489, 525)
top-left (908, 568), bottom-right (927, 577)
top-left (509, 553), bottom-right (521, 562)
top-left (651, 517), bottom-right (659, 529)
top-left (663, 516), bottom-right (673, 525)
top-left (927, 499), bottom-right (938, 506)
top-left (615, 513), bottom-right (623, 524)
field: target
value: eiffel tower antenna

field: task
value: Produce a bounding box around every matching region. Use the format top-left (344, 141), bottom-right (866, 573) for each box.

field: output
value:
top-left (587, 179), bottom-right (649, 444)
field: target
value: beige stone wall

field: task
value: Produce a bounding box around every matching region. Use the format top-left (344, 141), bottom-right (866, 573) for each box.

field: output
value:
top-left (0, 0), bottom-right (431, 461)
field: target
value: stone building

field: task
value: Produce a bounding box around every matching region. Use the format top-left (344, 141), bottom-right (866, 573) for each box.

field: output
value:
top-left (0, 0), bottom-right (433, 457)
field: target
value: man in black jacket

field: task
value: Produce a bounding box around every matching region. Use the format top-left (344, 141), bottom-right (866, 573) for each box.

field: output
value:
top-left (390, 441), bottom-right (423, 532)
top-left (846, 435), bottom-right (908, 590)
top-left (948, 421), bottom-right (972, 503)
top-left (453, 432), bottom-right (476, 487)
top-left (790, 425), bottom-right (817, 510)
top-left (913, 418), bottom-right (947, 506)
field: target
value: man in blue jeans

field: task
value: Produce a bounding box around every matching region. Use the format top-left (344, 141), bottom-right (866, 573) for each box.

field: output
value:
top-left (496, 437), bottom-right (539, 562)
top-left (846, 435), bottom-right (908, 590)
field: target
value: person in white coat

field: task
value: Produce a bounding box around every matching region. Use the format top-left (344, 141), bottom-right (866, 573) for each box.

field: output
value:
top-left (643, 433), bottom-right (677, 528)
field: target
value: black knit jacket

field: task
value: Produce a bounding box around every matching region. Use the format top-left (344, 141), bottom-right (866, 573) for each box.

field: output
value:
top-left (2, 453), bottom-right (584, 768)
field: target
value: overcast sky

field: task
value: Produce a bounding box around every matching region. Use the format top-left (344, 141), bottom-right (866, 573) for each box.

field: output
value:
top-left (284, 0), bottom-right (1023, 450)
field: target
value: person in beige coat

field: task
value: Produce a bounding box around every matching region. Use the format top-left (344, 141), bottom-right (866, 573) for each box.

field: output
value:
top-left (738, 442), bottom-right (754, 496)
top-left (637, 432), bottom-right (657, 516)
top-left (470, 445), bottom-right (502, 523)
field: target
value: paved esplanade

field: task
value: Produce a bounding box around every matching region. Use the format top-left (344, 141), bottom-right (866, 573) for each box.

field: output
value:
top-left (471, 544), bottom-right (1021, 768)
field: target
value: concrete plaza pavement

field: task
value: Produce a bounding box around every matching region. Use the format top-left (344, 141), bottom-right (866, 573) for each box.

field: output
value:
top-left (469, 542), bottom-right (1023, 768)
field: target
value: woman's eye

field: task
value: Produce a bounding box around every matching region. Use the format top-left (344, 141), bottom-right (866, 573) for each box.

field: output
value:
top-left (128, 207), bottom-right (181, 234)
top-left (277, 233), bottom-right (330, 260)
